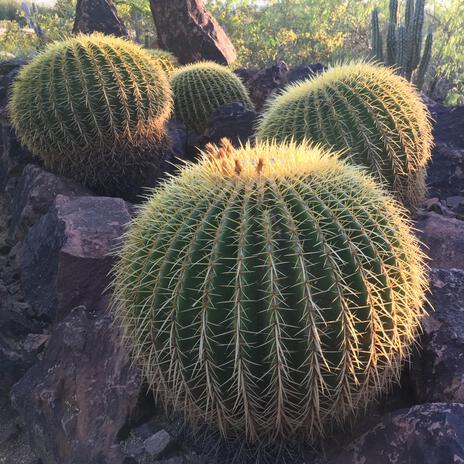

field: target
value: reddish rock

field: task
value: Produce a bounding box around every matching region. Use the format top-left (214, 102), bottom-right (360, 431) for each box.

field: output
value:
top-left (73, 0), bottom-right (128, 37)
top-left (11, 306), bottom-right (144, 464)
top-left (149, 0), bottom-right (236, 65)
top-left (328, 403), bottom-right (464, 464)
top-left (416, 212), bottom-right (464, 269)
top-left (19, 194), bottom-right (132, 321)
top-left (7, 164), bottom-right (92, 244)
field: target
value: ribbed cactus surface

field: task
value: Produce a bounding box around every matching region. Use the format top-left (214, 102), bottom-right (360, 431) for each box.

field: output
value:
top-left (171, 62), bottom-right (253, 133)
top-left (112, 140), bottom-right (427, 447)
top-left (256, 63), bottom-right (433, 209)
top-left (9, 34), bottom-right (172, 194)
top-left (147, 48), bottom-right (178, 76)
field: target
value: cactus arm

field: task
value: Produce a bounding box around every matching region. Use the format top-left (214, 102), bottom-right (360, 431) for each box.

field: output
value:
top-left (396, 25), bottom-right (407, 77)
top-left (405, 0), bottom-right (415, 29)
top-left (409, 0), bottom-right (425, 72)
top-left (386, 22), bottom-right (398, 67)
top-left (371, 9), bottom-right (384, 62)
top-left (415, 32), bottom-right (433, 90)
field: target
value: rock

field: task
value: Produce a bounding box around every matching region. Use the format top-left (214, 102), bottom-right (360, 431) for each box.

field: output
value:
top-left (235, 60), bottom-right (289, 111)
top-left (433, 104), bottom-right (464, 148)
top-left (73, 0), bottom-right (128, 37)
top-left (202, 102), bottom-right (261, 147)
top-left (416, 212), bottom-right (464, 270)
top-left (143, 430), bottom-right (173, 458)
top-left (427, 143), bottom-right (464, 199)
top-left (19, 194), bottom-right (132, 322)
top-left (11, 306), bottom-right (143, 464)
top-left (7, 164), bottom-right (92, 244)
top-left (328, 403), bottom-right (464, 464)
top-left (410, 269), bottom-right (464, 403)
top-left (286, 63), bottom-right (326, 84)
top-left (149, 0), bottom-right (236, 65)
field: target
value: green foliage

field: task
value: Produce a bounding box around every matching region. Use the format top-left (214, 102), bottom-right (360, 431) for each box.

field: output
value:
top-left (112, 139), bottom-right (427, 448)
top-left (9, 34), bottom-right (172, 194)
top-left (371, 0), bottom-right (433, 90)
top-left (256, 63), bottom-right (433, 209)
top-left (429, 0), bottom-right (464, 105)
top-left (207, 0), bottom-right (389, 68)
top-left (146, 49), bottom-right (178, 76)
top-left (0, 0), bottom-right (20, 21)
top-left (171, 61), bottom-right (253, 133)
top-left (114, 0), bottom-right (156, 47)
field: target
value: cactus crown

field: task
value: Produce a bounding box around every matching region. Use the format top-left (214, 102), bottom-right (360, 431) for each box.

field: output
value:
top-left (112, 139), bottom-right (427, 449)
top-left (256, 62), bottom-right (433, 209)
top-left (170, 61), bottom-right (253, 133)
top-left (147, 48), bottom-right (178, 76)
top-left (371, 0), bottom-right (433, 89)
top-left (9, 33), bottom-right (172, 194)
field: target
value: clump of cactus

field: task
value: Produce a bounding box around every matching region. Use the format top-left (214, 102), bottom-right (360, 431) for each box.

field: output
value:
top-left (371, 0), bottom-right (433, 90)
top-left (256, 63), bottom-right (433, 209)
top-left (9, 34), bottom-right (172, 194)
top-left (147, 49), bottom-right (178, 76)
top-left (112, 139), bottom-right (427, 449)
top-left (170, 61), bottom-right (253, 133)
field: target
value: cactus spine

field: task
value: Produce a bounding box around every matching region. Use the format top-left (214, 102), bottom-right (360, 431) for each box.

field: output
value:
top-left (371, 0), bottom-right (433, 89)
top-left (171, 61), bottom-right (253, 133)
top-left (112, 139), bottom-right (427, 448)
top-left (147, 48), bottom-right (178, 76)
top-left (9, 34), bottom-right (172, 194)
top-left (256, 63), bottom-right (433, 209)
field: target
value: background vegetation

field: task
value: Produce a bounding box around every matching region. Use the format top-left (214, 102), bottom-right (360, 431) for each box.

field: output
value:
top-left (0, 0), bottom-right (462, 104)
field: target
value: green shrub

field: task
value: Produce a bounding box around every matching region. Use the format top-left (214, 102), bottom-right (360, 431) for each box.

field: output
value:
top-left (170, 61), bottom-right (253, 133)
top-left (256, 63), bottom-right (433, 209)
top-left (112, 139), bottom-right (427, 448)
top-left (9, 33), bottom-right (172, 194)
top-left (0, 0), bottom-right (20, 21)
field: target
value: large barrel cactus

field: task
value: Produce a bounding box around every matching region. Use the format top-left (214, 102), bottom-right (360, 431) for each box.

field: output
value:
top-left (112, 140), bottom-right (427, 448)
top-left (256, 63), bottom-right (433, 209)
top-left (9, 34), bottom-right (172, 194)
top-left (171, 62), bottom-right (253, 133)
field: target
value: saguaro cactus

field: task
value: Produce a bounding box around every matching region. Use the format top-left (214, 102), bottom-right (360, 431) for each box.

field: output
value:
top-left (371, 0), bottom-right (433, 89)
top-left (112, 140), bottom-right (427, 449)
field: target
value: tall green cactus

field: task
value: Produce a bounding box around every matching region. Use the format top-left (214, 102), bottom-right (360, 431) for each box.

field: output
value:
top-left (371, 0), bottom-right (433, 89)
top-left (170, 61), bottom-right (253, 133)
top-left (112, 139), bottom-right (427, 448)
top-left (256, 63), bottom-right (433, 209)
top-left (9, 34), bottom-right (172, 194)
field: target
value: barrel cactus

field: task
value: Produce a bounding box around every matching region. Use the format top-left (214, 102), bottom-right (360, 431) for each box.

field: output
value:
top-left (147, 49), bottom-right (178, 76)
top-left (256, 63), bottom-right (433, 209)
top-left (112, 139), bottom-right (427, 449)
top-left (9, 34), bottom-right (172, 194)
top-left (171, 61), bottom-right (253, 133)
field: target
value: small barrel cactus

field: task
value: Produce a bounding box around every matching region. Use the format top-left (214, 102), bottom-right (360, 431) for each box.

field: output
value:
top-left (170, 61), bottom-right (253, 133)
top-left (256, 63), bottom-right (433, 209)
top-left (147, 48), bottom-right (178, 76)
top-left (112, 139), bottom-right (427, 448)
top-left (9, 34), bottom-right (172, 194)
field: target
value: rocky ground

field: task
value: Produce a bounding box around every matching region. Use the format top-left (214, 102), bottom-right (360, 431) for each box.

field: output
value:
top-left (1, 58), bottom-right (464, 464)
